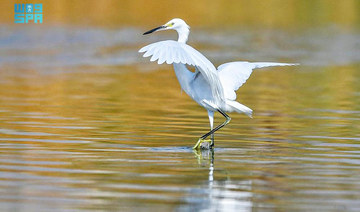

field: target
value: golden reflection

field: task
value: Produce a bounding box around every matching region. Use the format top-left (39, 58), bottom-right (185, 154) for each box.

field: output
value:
top-left (1, 1), bottom-right (360, 211)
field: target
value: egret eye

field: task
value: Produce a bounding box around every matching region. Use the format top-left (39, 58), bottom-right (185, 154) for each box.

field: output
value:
top-left (168, 22), bottom-right (174, 27)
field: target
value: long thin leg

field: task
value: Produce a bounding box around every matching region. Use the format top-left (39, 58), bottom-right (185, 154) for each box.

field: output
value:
top-left (201, 109), bottom-right (231, 141)
top-left (208, 110), bottom-right (214, 145)
top-left (193, 109), bottom-right (231, 149)
top-left (208, 110), bottom-right (214, 131)
top-left (210, 132), bottom-right (214, 146)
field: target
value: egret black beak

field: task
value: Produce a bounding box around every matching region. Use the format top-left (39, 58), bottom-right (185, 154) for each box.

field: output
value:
top-left (143, 25), bottom-right (166, 35)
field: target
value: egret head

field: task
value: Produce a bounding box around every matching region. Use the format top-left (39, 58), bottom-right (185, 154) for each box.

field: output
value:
top-left (143, 18), bottom-right (190, 43)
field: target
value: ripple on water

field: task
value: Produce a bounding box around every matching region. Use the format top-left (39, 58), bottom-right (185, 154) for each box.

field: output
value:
top-left (0, 22), bottom-right (360, 212)
top-left (0, 138), bottom-right (90, 144)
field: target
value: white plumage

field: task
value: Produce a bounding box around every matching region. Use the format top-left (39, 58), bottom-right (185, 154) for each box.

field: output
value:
top-left (218, 61), bottom-right (298, 101)
top-left (139, 18), bottom-right (298, 149)
top-left (139, 40), bottom-right (226, 107)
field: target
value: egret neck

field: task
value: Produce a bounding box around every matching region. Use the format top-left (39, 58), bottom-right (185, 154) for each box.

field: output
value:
top-left (173, 26), bottom-right (193, 97)
top-left (176, 26), bottom-right (190, 43)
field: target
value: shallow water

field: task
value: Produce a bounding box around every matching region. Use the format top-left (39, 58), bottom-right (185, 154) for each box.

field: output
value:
top-left (1, 2), bottom-right (360, 211)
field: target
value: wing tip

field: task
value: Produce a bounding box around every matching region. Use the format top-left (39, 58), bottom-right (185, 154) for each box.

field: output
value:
top-left (141, 53), bottom-right (150, 58)
top-left (157, 59), bottom-right (165, 65)
top-left (138, 47), bottom-right (147, 53)
top-left (252, 62), bottom-right (300, 69)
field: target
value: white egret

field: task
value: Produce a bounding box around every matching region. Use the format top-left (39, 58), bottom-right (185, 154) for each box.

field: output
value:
top-left (139, 18), bottom-right (297, 149)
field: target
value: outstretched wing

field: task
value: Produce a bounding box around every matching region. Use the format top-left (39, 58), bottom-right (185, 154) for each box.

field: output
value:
top-left (219, 62), bottom-right (298, 100)
top-left (139, 40), bottom-right (225, 105)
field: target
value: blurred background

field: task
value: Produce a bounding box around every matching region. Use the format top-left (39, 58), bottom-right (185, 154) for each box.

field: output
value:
top-left (1, 0), bottom-right (360, 211)
top-left (3, 0), bottom-right (360, 27)
top-left (2, 0), bottom-right (360, 69)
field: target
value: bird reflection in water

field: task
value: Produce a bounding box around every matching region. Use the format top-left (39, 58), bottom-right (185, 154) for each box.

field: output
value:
top-left (191, 149), bottom-right (253, 211)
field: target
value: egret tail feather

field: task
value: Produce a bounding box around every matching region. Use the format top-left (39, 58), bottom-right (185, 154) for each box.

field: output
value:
top-left (226, 100), bottom-right (253, 118)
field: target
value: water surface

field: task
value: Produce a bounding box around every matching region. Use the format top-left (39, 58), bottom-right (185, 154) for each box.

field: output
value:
top-left (1, 1), bottom-right (360, 211)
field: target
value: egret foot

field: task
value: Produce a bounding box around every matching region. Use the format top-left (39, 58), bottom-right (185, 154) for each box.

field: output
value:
top-left (193, 147), bottom-right (214, 165)
top-left (193, 138), bottom-right (213, 150)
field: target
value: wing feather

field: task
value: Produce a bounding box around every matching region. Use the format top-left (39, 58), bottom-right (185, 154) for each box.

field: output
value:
top-left (143, 48), bottom-right (153, 57)
top-left (166, 46), bottom-right (173, 64)
top-left (219, 61), bottom-right (298, 100)
top-left (173, 48), bottom-right (181, 63)
top-left (150, 48), bottom-right (160, 62)
top-left (157, 46), bottom-right (167, 64)
top-left (179, 50), bottom-right (187, 64)
top-left (139, 40), bottom-right (225, 105)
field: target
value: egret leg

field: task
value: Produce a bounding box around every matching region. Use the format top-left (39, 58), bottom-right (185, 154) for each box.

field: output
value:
top-left (202, 109), bottom-right (231, 143)
top-left (193, 109), bottom-right (231, 149)
top-left (208, 110), bottom-right (214, 130)
top-left (208, 111), bottom-right (215, 147)
top-left (193, 110), bottom-right (214, 149)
